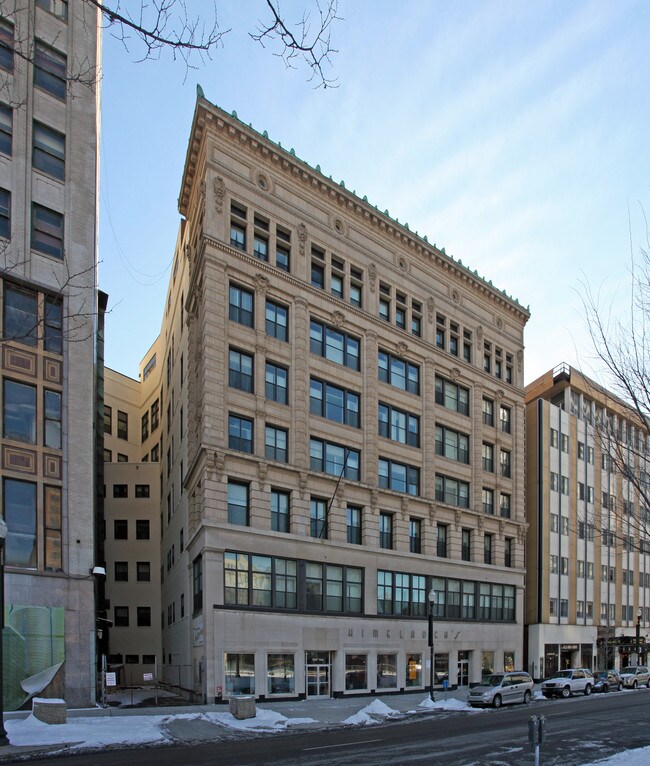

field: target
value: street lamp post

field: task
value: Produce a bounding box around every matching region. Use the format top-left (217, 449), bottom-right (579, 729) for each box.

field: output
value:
top-left (637, 608), bottom-right (643, 666)
top-left (0, 517), bottom-right (9, 746)
top-left (428, 588), bottom-right (435, 702)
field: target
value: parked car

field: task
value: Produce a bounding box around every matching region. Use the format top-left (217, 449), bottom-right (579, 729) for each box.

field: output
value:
top-left (541, 668), bottom-right (594, 698)
top-left (468, 671), bottom-right (535, 708)
top-left (619, 666), bottom-right (650, 689)
top-left (593, 670), bottom-right (623, 693)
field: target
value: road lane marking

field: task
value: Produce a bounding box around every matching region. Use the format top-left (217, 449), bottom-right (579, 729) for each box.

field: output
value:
top-left (304, 738), bottom-right (383, 751)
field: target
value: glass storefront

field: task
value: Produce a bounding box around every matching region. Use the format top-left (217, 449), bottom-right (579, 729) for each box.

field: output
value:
top-left (504, 651), bottom-right (515, 672)
top-left (345, 653), bottom-right (367, 691)
top-left (267, 653), bottom-right (295, 694)
top-left (225, 653), bottom-right (255, 695)
top-left (377, 653), bottom-right (398, 689)
top-left (434, 653), bottom-right (449, 684)
top-left (406, 654), bottom-right (422, 687)
top-left (481, 651), bottom-right (494, 680)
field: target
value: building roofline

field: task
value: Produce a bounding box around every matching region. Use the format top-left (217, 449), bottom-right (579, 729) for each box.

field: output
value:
top-left (178, 87), bottom-right (531, 323)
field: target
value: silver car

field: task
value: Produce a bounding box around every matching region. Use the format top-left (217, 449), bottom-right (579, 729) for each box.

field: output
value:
top-left (468, 671), bottom-right (534, 708)
top-left (620, 666), bottom-right (650, 689)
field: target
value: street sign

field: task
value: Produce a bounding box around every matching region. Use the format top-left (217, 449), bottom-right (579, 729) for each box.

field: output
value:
top-left (106, 672), bottom-right (117, 687)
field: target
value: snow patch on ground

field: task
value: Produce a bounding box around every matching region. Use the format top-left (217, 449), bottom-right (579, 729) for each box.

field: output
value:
top-left (418, 696), bottom-right (480, 712)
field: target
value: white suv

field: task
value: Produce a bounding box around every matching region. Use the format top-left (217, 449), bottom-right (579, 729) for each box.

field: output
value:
top-left (541, 668), bottom-right (594, 698)
top-left (620, 666), bottom-right (650, 689)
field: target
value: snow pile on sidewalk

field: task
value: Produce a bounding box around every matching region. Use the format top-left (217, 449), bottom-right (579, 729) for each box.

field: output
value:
top-left (343, 699), bottom-right (400, 725)
top-left (418, 696), bottom-right (480, 712)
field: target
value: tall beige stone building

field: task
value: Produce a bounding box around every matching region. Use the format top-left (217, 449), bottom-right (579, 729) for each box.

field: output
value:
top-left (0, 1), bottom-right (100, 707)
top-left (525, 364), bottom-right (650, 679)
top-left (106, 92), bottom-right (530, 701)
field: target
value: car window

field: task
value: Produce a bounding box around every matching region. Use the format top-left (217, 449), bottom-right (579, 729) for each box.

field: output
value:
top-left (574, 670), bottom-right (584, 678)
top-left (553, 670), bottom-right (572, 678)
top-left (483, 674), bottom-right (504, 687)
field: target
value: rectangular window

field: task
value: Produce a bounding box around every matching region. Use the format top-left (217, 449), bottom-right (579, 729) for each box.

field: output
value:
top-left (435, 474), bottom-right (469, 508)
top-left (34, 41), bottom-right (66, 99)
top-left (377, 653), bottom-right (398, 690)
top-left (345, 654), bottom-right (367, 691)
top-left (435, 426), bottom-right (469, 463)
top-left (482, 442), bottom-right (494, 472)
top-left (378, 351), bottom-right (419, 395)
top-left (350, 267), bottom-right (363, 307)
top-left (347, 505), bottom-right (362, 544)
top-left (136, 561), bottom-right (151, 582)
top-left (113, 484), bottom-right (128, 499)
top-left (3, 478), bottom-right (37, 567)
top-left (228, 414), bottom-right (254, 453)
top-left (135, 484), bottom-right (150, 498)
top-left (482, 488), bottom-right (494, 515)
top-left (33, 122), bottom-right (65, 180)
top-left (36, 0), bottom-right (69, 20)
top-left (265, 362), bottom-right (288, 404)
top-left (114, 607), bottom-right (129, 627)
top-left (0, 19), bottom-right (14, 72)
top-left (310, 497), bottom-right (327, 539)
top-left (114, 519), bottom-right (128, 539)
top-left (462, 529), bottom-right (471, 561)
top-left (227, 481), bottom-right (249, 526)
top-left (311, 246), bottom-right (325, 288)
top-left (32, 203), bottom-right (64, 259)
top-left (3, 380), bottom-right (36, 443)
top-left (117, 410), bottom-right (128, 440)
top-left (500, 405), bottom-right (511, 433)
top-left (43, 389), bottom-right (62, 448)
top-left (437, 523), bottom-right (448, 557)
top-left (310, 439), bottom-right (360, 480)
top-left (137, 607), bottom-right (151, 627)
top-left (265, 300), bottom-right (288, 341)
top-left (484, 533), bottom-right (493, 565)
top-left (3, 284), bottom-right (37, 346)
top-left (378, 458), bottom-right (420, 495)
top-left (275, 226), bottom-right (291, 271)
top-left (500, 493), bottom-right (511, 518)
top-left (228, 348), bottom-right (254, 393)
top-left (409, 517), bottom-right (421, 553)
top-left (310, 320), bottom-right (360, 370)
top-left (504, 538), bottom-right (513, 568)
top-left (141, 411), bottom-right (149, 442)
top-left (500, 449), bottom-right (511, 478)
top-left (230, 202), bottom-right (247, 250)
top-left (114, 561), bottom-right (128, 582)
top-left (331, 257), bottom-right (345, 299)
top-left (378, 403), bottom-right (419, 446)
top-left (271, 489), bottom-right (290, 532)
top-left (311, 378), bottom-right (360, 427)
top-left (435, 376), bottom-right (470, 415)
top-left (379, 512), bottom-right (393, 549)
top-left (229, 284), bottom-right (254, 327)
top-left (0, 188), bottom-right (10, 239)
top-left (44, 484), bottom-right (61, 570)
top-left (253, 215), bottom-right (269, 261)
top-left (268, 653), bottom-right (295, 694)
top-left (136, 519), bottom-right (150, 540)
top-left (265, 425), bottom-right (288, 462)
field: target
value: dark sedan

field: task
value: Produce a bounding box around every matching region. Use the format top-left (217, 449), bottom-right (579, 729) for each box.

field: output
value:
top-left (593, 670), bottom-right (623, 693)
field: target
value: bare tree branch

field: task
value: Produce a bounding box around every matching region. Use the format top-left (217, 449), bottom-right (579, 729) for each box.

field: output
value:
top-left (251, 0), bottom-right (340, 88)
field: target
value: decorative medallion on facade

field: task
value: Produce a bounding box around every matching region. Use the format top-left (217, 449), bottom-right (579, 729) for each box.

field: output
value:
top-left (397, 255), bottom-right (409, 273)
top-left (206, 450), bottom-right (224, 481)
top-left (499, 520), bottom-right (506, 539)
top-left (400, 496), bottom-right (409, 519)
top-left (335, 481), bottom-right (346, 506)
top-left (477, 325), bottom-right (483, 342)
top-left (396, 341), bottom-right (409, 358)
top-left (495, 316), bottom-right (503, 330)
top-left (452, 289), bottom-right (460, 304)
top-left (332, 216), bottom-right (346, 236)
top-left (257, 461), bottom-right (268, 485)
top-left (369, 263), bottom-right (377, 292)
top-left (455, 510), bottom-right (462, 530)
top-left (298, 472), bottom-right (308, 499)
top-left (451, 367), bottom-right (461, 381)
top-left (478, 516), bottom-right (485, 532)
top-left (370, 489), bottom-right (378, 512)
top-left (297, 223), bottom-right (307, 256)
top-left (255, 170), bottom-right (270, 191)
top-left (213, 176), bottom-right (225, 214)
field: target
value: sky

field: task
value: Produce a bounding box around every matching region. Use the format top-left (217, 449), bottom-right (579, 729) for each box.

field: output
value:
top-left (5, 691), bottom-right (650, 765)
top-left (99, 0), bottom-right (650, 386)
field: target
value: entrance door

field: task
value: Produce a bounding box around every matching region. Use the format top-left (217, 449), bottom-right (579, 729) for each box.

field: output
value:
top-left (306, 665), bottom-right (330, 698)
top-left (457, 659), bottom-right (469, 686)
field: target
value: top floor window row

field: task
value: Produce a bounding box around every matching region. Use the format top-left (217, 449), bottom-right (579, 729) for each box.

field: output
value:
top-left (379, 282), bottom-right (422, 337)
top-left (483, 342), bottom-right (514, 384)
top-left (436, 313), bottom-right (472, 363)
top-left (36, 0), bottom-right (69, 20)
top-left (230, 201), bottom-right (291, 272)
top-left (378, 351), bottom-right (419, 395)
top-left (311, 245), bottom-right (363, 309)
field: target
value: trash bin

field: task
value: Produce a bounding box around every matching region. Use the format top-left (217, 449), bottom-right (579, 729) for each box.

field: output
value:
top-left (228, 695), bottom-right (256, 720)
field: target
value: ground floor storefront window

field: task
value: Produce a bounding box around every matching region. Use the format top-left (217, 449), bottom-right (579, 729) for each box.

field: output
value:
top-left (225, 653), bottom-right (255, 695)
top-left (345, 654), bottom-right (367, 690)
top-left (267, 653), bottom-right (295, 694)
top-left (406, 654), bottom-right (422, 687)
top-left (481, 651), bottom-right (494, 680)
top-left (504, 651), bottom-right (515, 672)
top-left (434, 653), bottom-right (449, 684)
top-left (377, 653), bottom-right (397, 689)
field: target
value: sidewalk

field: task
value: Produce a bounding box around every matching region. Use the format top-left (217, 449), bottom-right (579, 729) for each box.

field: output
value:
top-left (0, 686), bottom-right (474, 762)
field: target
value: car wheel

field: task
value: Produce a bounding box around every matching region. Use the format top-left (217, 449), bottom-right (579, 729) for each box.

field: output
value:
top-left (646, 680), bottom-right (650, 689)
top-left (618, 683), bottom-right (623, 691)
top-left (523, 690), bottom-right (532, 704)
top-left (602, 683), bottom-right (609, 693)
top-left (492, 694), bottom-right (502, 709)
top-left (584, 684), bottom-right (592, 696)
top-left (633, 680), bottom-right (638, 690)
top-left (561, 686), bottom-right (571, 698)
